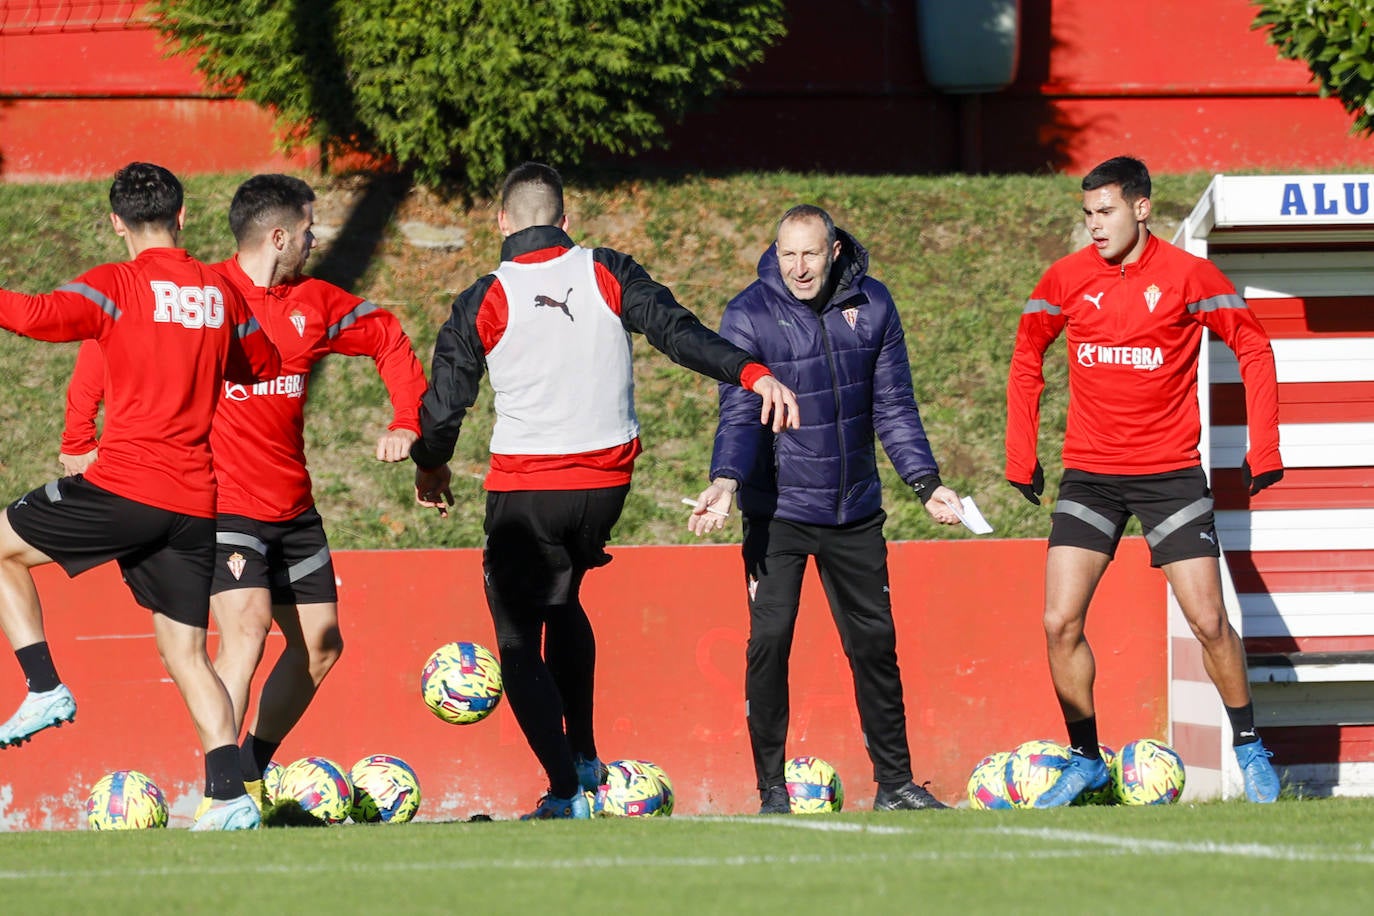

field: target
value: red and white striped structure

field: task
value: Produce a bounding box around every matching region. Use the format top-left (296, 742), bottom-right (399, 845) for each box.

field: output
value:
top-left (1174, 175), bottom-right (1374, 799)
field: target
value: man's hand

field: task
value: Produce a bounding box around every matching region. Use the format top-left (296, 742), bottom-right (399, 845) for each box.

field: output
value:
top-left (686, 478), bottom-right (737, 536)
top-left (1242, 460), bottom-right (1284, 496)
top-left (751, 376), bottom-right (801, 433)
top-left (1008, 461), bottom-right (1045, 506)
top-left (924, 485), bottom-right (962, 525)
top-left (59, 449), bottom-right (97, 477)
top-left (415, 464), bottom-right (454, 518)
top-left (377, 428), bottom-right (419, 462)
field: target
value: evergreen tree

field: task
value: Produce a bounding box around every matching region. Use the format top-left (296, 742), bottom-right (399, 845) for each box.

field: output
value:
top-left (151, 0), bottom-right (787, 188)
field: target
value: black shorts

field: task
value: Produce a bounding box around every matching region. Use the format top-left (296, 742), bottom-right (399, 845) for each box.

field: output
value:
top-left (6, 476), bottom-right (214, 626)
top-left (213, 508), bottom-right (338, 605)
top-left (483, 486), bottom-right (628, 612)
top-left (1050, 466), bottom-right (1221, 567)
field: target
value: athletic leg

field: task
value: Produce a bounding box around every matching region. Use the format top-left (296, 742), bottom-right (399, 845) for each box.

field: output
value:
top-left (485, 491), bottom-right (579, 800)
top-left (151, 611), bottom-right (239, 760)
top-left (1147, 470), bottom-right (1277, 802)
top-left (1043, 545), bottom-right (1111, 721)
top-left (0, 510), bottom-right (54, 652)
top-left (250, 600), bottom-right (342, 743)
top-left (546, 586), bottom-right (596, 760)
top-left (1163, 556), bottom-right (1250, 707)
top-left (547, 487), bottom-right (625, 770)
top-left (0, 511), bottom-right (75, 746)
top-left (158, 610), bottom-right (258, 829)
top-left (209, 587), bottom-right (273, 734)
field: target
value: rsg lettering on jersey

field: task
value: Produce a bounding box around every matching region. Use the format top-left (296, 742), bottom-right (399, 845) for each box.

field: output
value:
top-left (151, 281), bottom-right (226, 329)
top-left (1077, 342), bottom-right (1164, 371)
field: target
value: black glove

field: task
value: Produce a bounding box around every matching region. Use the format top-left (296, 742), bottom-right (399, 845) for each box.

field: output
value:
top-left (1242, 460), bottom-right (1284, 496)
top-left (1008, 461), bottom-right (1045, 506)
top-left (910, 474), bottom-right (943, 506)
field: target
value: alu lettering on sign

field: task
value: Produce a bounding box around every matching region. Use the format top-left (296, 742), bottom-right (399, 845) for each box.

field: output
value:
top-left (1279, 181), bottom-right (1371, 217)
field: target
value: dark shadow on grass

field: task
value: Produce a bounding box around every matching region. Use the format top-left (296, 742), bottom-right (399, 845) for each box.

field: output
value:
top-left (261, 799), bottom-right (330, 828)
top-left (307, 171), bottom-right (412, 293)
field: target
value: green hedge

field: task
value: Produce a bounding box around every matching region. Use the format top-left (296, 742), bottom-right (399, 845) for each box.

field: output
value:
top-left (150, 0), bottom-right (787, 189)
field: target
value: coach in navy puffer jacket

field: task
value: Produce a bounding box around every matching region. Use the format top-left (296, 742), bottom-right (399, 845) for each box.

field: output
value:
top-left (688, 205), bottom-right (963, 814)
top-left (708, 222), bottom-right (942, 523)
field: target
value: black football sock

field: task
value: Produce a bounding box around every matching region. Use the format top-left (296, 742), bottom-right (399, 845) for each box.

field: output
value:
top-left (1065, 716), bottom-right (1102, 759)
top-left (240, 733), bottom-right (282, 780)
top-left (206, 744), bottom-right (246, 800)
top-left (15, 642), bottom-right (60, 693)
top-left (1226, 703), bottom-right (1259, 746)
top-left (879, 780), bottom-right (909, 793)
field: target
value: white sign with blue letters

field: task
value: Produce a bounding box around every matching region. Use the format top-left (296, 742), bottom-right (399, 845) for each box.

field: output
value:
top-left (1212, 175), bottom-right (1374, 227)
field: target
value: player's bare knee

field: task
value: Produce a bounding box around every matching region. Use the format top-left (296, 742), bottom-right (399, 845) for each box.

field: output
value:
top-left (1042, 611), bottom-right (1084, 647)
top-left (1188, 614), bottom-right (1230, 647)
top-left (308, 629), bottom-right (343, 678)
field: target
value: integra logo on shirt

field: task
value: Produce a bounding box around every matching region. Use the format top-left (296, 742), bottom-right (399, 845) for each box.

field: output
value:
top-left (1076, 342), bottom-right (1164, 371)
top-left (223, 372), bottom-right (307, 401)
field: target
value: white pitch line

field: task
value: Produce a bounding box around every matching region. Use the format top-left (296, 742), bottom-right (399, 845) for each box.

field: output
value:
top-left (0, 848), bottom-right (1110, 882)
top-left (701, 816), bottom-right (1374, 865)
top-left (982, 825), bottom-right (1374, 865)
top-left (688, 815), bottom-right (913, 835)
top-left (3, 820), bottom-right (1371, 883)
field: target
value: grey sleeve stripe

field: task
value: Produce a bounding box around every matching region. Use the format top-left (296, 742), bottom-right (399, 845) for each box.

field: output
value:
top-left (1144, 497), bottom-right (1214, 549)
top-left (327, 301), bottom-right (379, 339)
top-left (235, 315), bottom-right (264, 338)
top-left (287, 546), bottom-right (332, 583)
top-left (1023, 298), bottom-right (1061, 316)
top-left (56, 282), bottom-right (121, 320)
top-left (1052, 499), bottom-right (1117, 538)
top-left (216, 531), bottom-right (269, 556)
top-left (1187, 293), bottom-right (1248, 314)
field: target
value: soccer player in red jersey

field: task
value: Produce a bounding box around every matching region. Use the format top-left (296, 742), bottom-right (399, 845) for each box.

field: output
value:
top-left (62, 174), bottom-right (427, 808)
top-left (0, 162), bottom-right (280, 830)
top-left (1005, 156), bottom-right (1284, 806)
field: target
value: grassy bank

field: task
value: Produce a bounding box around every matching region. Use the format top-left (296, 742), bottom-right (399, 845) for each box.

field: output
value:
top-left (0, 170), bottom-right (1215, 549)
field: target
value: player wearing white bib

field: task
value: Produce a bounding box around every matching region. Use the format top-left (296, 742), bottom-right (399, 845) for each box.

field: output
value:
top-left (412, 162), bottom-right (800, 819)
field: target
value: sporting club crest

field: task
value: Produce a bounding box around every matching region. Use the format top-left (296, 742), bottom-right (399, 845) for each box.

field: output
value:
top-left (290, 310), bottom-right (307, 336)
top-left (227, 551), bottom-right (246, 580)
top-left (1143, 284), bottom-right (1162, 313)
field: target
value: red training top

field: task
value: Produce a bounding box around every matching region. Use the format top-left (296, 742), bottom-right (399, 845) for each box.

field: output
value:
top-left (1006, 233), bottom-right (1280, 481)
top-left (64, 255), bottom-right (427, 522)
top-left (3, 247), bottom-right (279, 517)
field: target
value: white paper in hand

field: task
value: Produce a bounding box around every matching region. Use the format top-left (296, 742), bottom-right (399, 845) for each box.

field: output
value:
top-left (951, 496), bottom-right (994, 535)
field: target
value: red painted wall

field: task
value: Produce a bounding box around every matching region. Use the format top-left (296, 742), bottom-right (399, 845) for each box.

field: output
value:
top-left (0, 538), bottom-right (1165, 829)
top-left (1, 1), bottom-right (1371, 181)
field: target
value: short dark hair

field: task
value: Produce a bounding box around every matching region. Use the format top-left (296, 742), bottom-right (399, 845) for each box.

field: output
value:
top-left (1082, 156), bottom-right (1151, 202)
top-left (108, 162), bottom-right (183, 232)
top-left (501, 162), bottom-right (564, 228)
top-left (778, 204), bottom-right (836, 247)
top-left (228, 174), bottom-right (316, 244)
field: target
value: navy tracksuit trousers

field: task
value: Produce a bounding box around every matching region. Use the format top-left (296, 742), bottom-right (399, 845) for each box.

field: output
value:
top-left (740, 509), bottom-right (914, 789)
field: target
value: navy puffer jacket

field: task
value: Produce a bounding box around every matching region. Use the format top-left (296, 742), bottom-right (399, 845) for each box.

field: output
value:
top-left (709, 229), bottom-right (940, 525)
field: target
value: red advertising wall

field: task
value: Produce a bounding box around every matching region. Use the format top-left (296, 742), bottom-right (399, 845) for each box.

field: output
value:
top-left (2, 1), bottom-right (1370, 182)
top-left (0, 538), bottom-right (1165, 829)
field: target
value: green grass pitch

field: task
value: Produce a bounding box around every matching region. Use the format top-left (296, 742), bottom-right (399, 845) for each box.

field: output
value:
top-left (3, 798), bottom-right (1373, 914)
